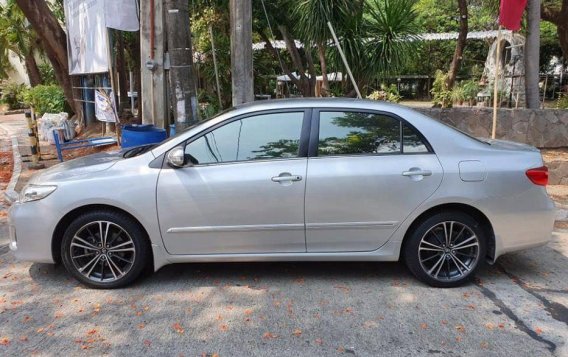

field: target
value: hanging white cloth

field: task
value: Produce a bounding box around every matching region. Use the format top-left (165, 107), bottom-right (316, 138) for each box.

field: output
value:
top-left (104, 0), bottom-right (140, 32)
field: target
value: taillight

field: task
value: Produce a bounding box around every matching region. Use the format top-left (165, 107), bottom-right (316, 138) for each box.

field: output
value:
top-left (526, 166), bottom-right (548, 186)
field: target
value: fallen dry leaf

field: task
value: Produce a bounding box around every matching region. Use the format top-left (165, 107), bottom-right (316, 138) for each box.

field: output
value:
top-left (485, 322), bottom-right (494, 330)
top-left (172, 323), bottom-right (185, 334)
top-left (292, 328), bottom-right (302, 337)
top-left (262, 332), bottom-right (278, 340)
top-left (455, 325), bottom-right (465, 333)
top-left (535, 327), bottom-right (543, 335)
top-left (420, 323), bottom-right (428, 330)
top-left (19, 336), bottom-right (28, 342)
top-left (86, 329), bottom-right (98, 336)
top-left (0, 337), bottom-right (10, 346)
top-left (334, 285), bottom-right (351, 293)
top-left (138, 323), bottom-right (146, 329)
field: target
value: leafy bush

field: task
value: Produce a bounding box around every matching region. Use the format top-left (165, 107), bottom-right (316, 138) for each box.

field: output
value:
top-left (367, 84), bottom-right (401, 103)
top-left (431, 70), bottom-right (452, 108)
top-left (0, 83), bottom-right (28, 110)
top-left (461, 80), bottom-right (480, 104)
top-left (23, 84), bottom-right (65, 116)
top-left (557, 93), bottom-right (568, 109)
top-left (450, 85), bottom-right (465, 105)
top-left (38, 63), bottom-right (58, 86)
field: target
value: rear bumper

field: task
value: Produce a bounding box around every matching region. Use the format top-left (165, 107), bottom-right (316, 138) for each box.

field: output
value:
top-left (491, 191), bottom-right (555, 260)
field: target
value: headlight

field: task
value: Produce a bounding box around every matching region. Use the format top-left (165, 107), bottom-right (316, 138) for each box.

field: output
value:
top-left (19, 185), bottom-right (57, 203)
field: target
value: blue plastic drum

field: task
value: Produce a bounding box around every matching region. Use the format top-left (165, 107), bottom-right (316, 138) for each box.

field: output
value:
top-left (121, 124), bottom-right (167, 148)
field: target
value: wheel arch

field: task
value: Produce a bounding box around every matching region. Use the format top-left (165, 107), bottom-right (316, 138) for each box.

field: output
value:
top-left (402, 203), bottom-right (496, 262)
top-left (51, 204), bottom-right (154, 270)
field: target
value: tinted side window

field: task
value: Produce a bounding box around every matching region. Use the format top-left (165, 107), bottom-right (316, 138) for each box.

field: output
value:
top-left (186, 112), bottom-right (304, 164)
top-left (318, 111), bottom-right (401, 156)
top-left (402, 124), bottom-right (429, 153)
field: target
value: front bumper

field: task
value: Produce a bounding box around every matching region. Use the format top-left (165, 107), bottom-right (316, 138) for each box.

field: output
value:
top-left (8, 200), bottom-right (60, 264)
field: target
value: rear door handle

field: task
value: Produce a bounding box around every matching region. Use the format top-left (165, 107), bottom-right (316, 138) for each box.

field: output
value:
top-left (271, 174), bottom-right (302, 182)
top-left (402, 169), bottom-right (432, 177)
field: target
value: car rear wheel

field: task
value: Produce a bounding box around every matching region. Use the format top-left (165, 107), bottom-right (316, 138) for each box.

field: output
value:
top-left (61, 210), bottom-right (149, 289)
top-left (404, 211), bottom-right (486, 288)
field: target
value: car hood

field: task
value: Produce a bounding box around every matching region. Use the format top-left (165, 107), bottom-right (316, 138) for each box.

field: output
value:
top-left (29, 151), bottom-right (123, 184)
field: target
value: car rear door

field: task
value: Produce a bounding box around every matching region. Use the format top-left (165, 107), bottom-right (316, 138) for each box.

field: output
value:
top-left (305, 109), bottom-right (443, 252)
top-left (157, 109), bottom-right (311, 255)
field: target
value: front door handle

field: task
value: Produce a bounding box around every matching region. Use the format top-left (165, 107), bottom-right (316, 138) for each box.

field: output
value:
top-left (402, 169), bottom-right (432, 177)
top-left (271, 173), bottom-right (302, 182)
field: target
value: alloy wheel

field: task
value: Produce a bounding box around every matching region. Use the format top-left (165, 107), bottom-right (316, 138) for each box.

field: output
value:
top-left (418, 221), bottom-right (480, 282)
top-left (69, 221), bottom-right (136, 283)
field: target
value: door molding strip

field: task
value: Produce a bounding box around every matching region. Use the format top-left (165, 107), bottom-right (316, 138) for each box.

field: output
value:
top-left (167, 223), bottom-right (305, 234)
top-left (306, 221), bottom-right (398, 230)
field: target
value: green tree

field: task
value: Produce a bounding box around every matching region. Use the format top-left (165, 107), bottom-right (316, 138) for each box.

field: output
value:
top-left (0, 0), bottom-right (42, 86)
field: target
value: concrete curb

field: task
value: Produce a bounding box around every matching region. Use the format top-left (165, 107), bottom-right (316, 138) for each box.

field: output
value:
top-left (1, 126), bottom-right (21, 204)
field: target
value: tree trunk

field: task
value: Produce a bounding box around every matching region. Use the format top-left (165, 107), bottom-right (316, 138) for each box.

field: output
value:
top-left (317, 43), bottom-right (329, 97)
top-left (525, 0), bottom-right (540, 109)
top-left (541, 0), bottom-right (568, 61)
top-left (260, 31), bottom-right (303, 91)
top-left (446, 0), bottom-right (468, 89)
top-left (559, 23), bottom-right (568, 64)
top-left (278, 25), bottom-right (315, 97)
top-left (16, 0), bottom-right (79, 115)
top-left (24, 51), bottom-right (42, 87)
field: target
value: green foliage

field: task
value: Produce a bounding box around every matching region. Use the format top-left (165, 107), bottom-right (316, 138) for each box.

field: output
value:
top-left (38, 63), bottom-right (57, 85)
top-left (450, 85), bottom-right (465, 104)
top-left (0, 82), bottom-right (28, 109)
top-left (557, 93), bottom-right (568, 110)
top-left (367, 84), bottom-right (402, 102)
top-left (460, 79), bottom-right (480, 102)
top-left (23, 84), bottom-right (65, 116)
top-left (364, 0), bottom-right (420, 78)
top-left (431, 70), bottom-right (452, 108)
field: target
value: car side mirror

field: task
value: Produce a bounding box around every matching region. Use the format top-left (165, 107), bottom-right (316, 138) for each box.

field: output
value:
top-left (167, 146), bottom-right (187, 168)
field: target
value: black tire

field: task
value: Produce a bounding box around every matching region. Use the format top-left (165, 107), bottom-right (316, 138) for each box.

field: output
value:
top-left (403, 211), bottom-right (487, 288)
top-left (61, 210), bottom-right (150, 289)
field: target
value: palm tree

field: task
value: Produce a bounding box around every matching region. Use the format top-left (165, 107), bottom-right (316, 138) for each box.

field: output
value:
top-left (364, 0), bottom-right (420, 84)
top-left (294, 0), bottom-right (358, 96)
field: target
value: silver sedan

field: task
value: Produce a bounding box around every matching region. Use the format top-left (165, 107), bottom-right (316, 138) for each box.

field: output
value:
top-left (8, 99), bottom-right (555, 288)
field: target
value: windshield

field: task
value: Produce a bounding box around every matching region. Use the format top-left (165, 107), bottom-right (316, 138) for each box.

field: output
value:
top-left (439, 121), bottom-right (490, 145)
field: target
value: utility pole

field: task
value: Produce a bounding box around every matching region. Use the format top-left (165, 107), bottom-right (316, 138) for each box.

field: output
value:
top-left (525, 0), bottom-right (540, 109)
top-left (165, 0), bottom-right (199, 132)
top-left (140, 0), bottom-right (167, 127)
top-left (230, 0), bottom-right (254, 106)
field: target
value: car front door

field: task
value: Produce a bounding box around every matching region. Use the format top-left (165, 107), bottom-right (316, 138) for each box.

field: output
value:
top-left (157, 110), bottom-right (310, 255)
top-left (305, 109), bottom-right (443, 252)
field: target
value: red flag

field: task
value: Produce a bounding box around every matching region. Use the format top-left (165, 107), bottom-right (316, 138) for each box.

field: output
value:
top-left (499, 0), bottom-right (528, 31)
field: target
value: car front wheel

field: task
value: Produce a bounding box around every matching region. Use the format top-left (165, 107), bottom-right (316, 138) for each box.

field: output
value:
top-left (404, 211), bottom-right (487, 288)
top-left (61, 210), bottom-right (150, 289)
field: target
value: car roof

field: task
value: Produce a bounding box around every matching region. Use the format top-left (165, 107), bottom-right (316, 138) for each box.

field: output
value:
top-left (233, 97), bottom-right (405, 113)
